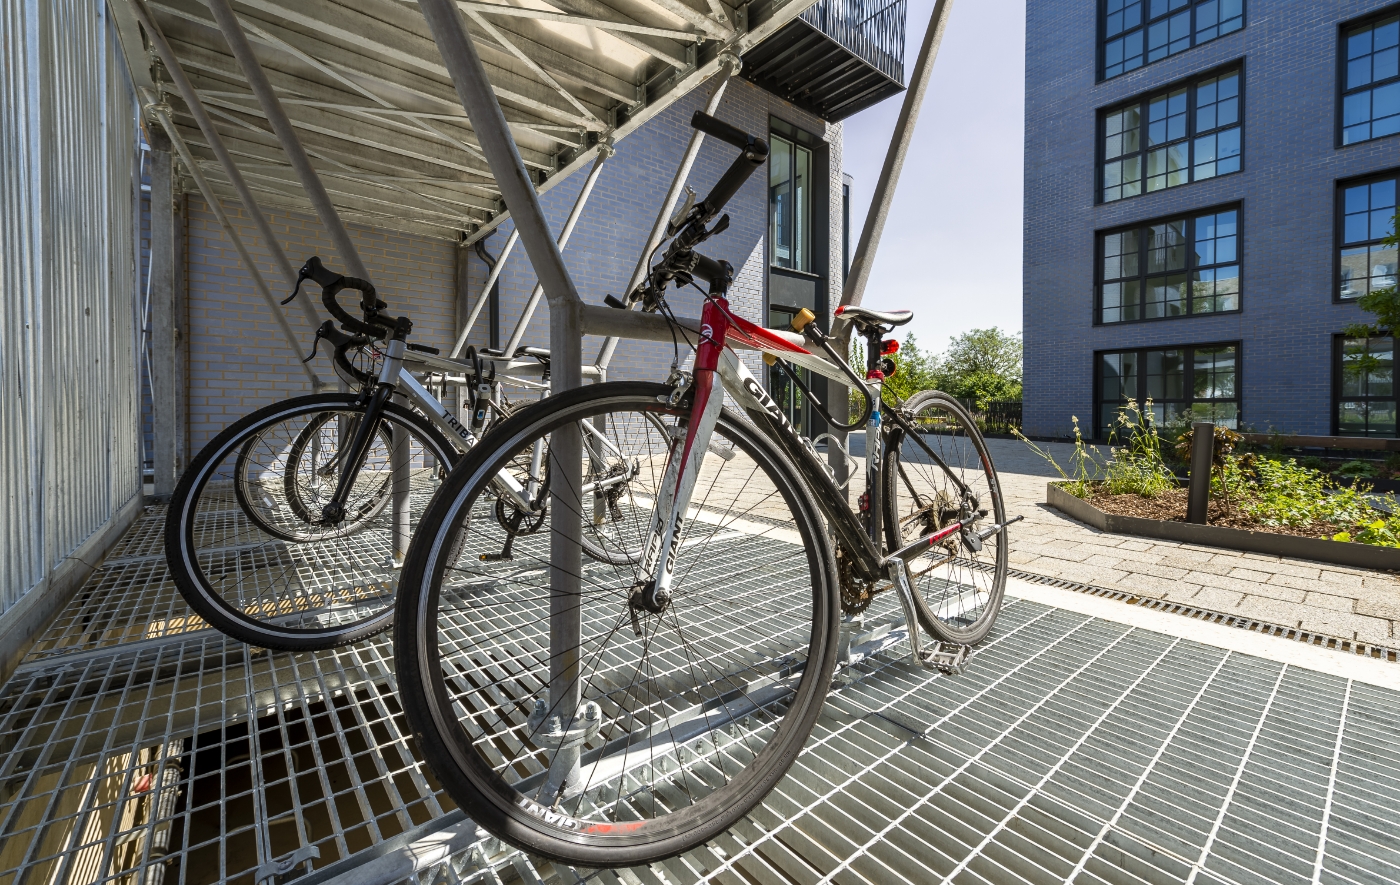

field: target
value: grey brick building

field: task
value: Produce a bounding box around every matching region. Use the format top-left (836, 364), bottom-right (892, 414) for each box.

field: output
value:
top-left (1024, 0), bottom-right (1400, 440)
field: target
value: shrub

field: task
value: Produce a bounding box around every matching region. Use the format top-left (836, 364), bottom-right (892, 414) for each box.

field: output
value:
top-left (1336, 459), bottom-right (1380, 479)
top-left (1102, 401), bottom-right (1176, 498)
top-left (1238, 458), bottom-right (1371, 528)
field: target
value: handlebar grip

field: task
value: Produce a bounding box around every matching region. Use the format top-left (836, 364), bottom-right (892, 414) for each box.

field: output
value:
top-left (691, 112), bottom-right (754, 151)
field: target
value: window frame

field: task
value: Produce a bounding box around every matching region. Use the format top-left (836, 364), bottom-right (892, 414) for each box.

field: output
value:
top-left (1333, 333), bottom-right (1398, 437)
top-left (1336, 5), bottom-right (1400, 148)
top-left (1098, 0), bottom-right (1245, 82)
top-left (1097, 62), bottom-right (1245, 205)
top-left (1333, 167), bottom-right (1399, 304)
top-left (1094, 341), bottom-right (1243, 440)
top-left (1094, 202), bottom-right (1244, 326)
top-left (768, 117), bottom-right (817, 274)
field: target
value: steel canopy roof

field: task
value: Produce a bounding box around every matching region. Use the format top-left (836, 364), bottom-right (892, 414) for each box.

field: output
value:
top-left (111, 0), bottom-right (824, 243)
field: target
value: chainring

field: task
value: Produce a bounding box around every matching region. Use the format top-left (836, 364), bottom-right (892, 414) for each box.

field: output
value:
top-left (836, 543), bottom-right (878, 615)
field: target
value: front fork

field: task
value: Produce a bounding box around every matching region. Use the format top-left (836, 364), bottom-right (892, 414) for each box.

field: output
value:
top-left (637, 297), bottom-right (731, 610)
top-left (319, 339), bottom-right (406, 526)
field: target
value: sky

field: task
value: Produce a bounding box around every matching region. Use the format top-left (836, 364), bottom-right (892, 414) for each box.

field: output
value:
top-left (840, 0), bottom-right (1027, 354)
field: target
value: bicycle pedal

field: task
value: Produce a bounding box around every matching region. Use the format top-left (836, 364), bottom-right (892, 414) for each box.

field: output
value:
top-left (480, 552), bottom-right (513, 562)
top-left (918, 642), bottom-right (969, 676)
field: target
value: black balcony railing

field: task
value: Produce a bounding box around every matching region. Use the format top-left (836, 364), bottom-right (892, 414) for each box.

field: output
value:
top-left (799, 0), bottom-right (907, 84)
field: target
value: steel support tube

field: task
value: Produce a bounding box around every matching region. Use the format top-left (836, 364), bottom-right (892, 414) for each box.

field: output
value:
top-left (204, 0), bottom-right (373, 282)
top-left (595, 62), bottom-right (735, 371)
top-left (147, 99), bottom-right (321, 388)
top-left (419, 0), bottom-right (586, 793)
top-left (449, 229), bottom-right (518, 358)
top-left (501, 148), bottom-right (611, 358)
top-left (127, 0), bottom-right (320, 333)
top-left (840, 0), bottom-right (954, 312)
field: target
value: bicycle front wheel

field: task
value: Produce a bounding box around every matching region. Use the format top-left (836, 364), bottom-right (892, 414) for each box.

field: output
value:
top-left (166, 394), bottom-right (458, 650)
top-left (883, 389), bottom-right (1007, 645)
top-left (395, 382), bottom-right (838, 868)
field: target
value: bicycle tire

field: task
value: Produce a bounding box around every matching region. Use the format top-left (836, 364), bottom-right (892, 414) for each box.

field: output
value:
top-left (231, 413), bottom-right (395, 542)
top-left (883, 389), bottom-right (1007, 645)
top-left (166, 394), bottom-right (458, 651)
top-left (395, 381), bottom-right (838, 868)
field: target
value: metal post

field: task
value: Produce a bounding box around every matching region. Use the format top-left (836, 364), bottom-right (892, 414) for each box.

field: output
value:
top-left (145, 98), bottom-right (321, 389)
top-left (203, 0), bottom-right (373, 282)
top-left (451, 230), bottom-right (518, 358)
top-left (827, 0), bottom-right (954, 488)
top-left (148, 131), bottom-right (184, 500)
top-left (128, 0), bottom-right (320, 332)
top-left (595, 61), bottom-right (735, 371)
top-left (1187, 422), bottom-right (1215, 524)
top-left (501, 147), bottom-right (612, 358)
top-left (419, 0), bottom-right (587, 797)
top-left (839, 0), bottom-right (954, 313)
top-left (389, 419), bottom-right (412, 566)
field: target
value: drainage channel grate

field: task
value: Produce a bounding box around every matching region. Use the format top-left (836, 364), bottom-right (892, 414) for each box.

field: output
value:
top-left (1005, 566), bottom-right (1400, 664)
top-left (4, 506), bottom-right (1398, 885)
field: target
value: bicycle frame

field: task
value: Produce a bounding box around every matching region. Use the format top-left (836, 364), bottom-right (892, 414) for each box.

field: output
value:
top-left (638, 294), bottom-right (994, 656)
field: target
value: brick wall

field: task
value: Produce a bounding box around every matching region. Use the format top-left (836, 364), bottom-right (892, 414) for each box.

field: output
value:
top-left (1024, 0), bottom-right (1400, 437)
top-left (185, 200), bottom-right (457, 453)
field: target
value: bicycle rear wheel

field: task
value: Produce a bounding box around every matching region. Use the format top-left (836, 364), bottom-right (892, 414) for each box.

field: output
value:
top-left (395, 382), bottom-right (838, 868)
top-left (166, 394), bottom-right (458, 650)
top-left (883, 390), bottom-right (1007, 645)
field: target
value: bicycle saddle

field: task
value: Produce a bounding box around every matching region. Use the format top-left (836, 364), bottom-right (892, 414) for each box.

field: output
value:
top-left (834, 305), bottom-right (913, 328)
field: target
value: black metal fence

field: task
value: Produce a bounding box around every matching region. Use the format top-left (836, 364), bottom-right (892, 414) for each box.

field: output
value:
top-left (800, 0), bottom-right (908, 84)
top-left (956, 399), bottom-right (1023, 435)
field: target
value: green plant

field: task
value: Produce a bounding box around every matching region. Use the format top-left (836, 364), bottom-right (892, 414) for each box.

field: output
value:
top-left (1385, 453), bottom-right (1400, 473)
top-left (1102, 400), bottom-right (1177, 498)
top-left (1300, 455), bottom-right (1325, 471)
top-left (1336, 515), bottom-right (1400, 547)
top-left (1014, 417), bottom-right (1104, 498)
top-left (1336, 459), bottom-right (1380, 479)
top-left (1239, 458), bottom-right (1371, 528)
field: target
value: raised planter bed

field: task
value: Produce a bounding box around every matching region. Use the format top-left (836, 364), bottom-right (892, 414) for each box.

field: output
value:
top-left (1046, 482), bottom-right (1400, 571)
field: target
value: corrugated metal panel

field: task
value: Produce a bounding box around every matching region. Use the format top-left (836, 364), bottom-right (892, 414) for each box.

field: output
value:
top-left (0, 0), bottom-right (141, 613)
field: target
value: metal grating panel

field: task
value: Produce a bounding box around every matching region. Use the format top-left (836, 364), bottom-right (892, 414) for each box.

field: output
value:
top-left (3, 506), bottom-right (1398, 885)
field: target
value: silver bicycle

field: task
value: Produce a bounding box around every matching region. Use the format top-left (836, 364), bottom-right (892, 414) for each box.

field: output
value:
top-left (164, 259), bottom-right (645, 651)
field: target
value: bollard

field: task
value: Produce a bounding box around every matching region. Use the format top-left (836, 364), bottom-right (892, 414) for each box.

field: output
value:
top-left (1186, 421), bottom-right (1215, 524)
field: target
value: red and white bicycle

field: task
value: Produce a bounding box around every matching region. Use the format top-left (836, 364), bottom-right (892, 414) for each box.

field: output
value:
top-left (394, 111), bottom-right (1019, 868)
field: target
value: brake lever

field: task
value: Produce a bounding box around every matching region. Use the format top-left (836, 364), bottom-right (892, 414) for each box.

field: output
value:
top-left (282, 264), bottom-right (313, 306)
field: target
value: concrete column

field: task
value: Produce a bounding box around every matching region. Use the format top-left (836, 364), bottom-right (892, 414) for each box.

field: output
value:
top-left (148, 132), bottom-right (187, 500)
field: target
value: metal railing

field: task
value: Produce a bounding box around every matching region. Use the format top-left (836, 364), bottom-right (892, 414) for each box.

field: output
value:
top-left (800, 0), bottom-right (908, 83)
top-left (955, 398), bottom-right (1023, 435)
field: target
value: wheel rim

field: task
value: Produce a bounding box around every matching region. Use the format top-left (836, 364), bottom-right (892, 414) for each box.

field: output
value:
top-left (186, 403), bottom-right (452, 637)
top-left (888, 395), bottom-right (1006, 642)
top-left (412, 398), bottom-right (832, 856)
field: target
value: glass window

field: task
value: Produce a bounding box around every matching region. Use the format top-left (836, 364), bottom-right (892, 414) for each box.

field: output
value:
top-left (1098, 343), bottom-right (1239, 437)
top-left (1338, 173), bottom-right (1398, 301)
top-left (1102, 69), bottom-right (1242, 203)
top-left (769, 133), bottom-right (811, 272)
top-left (1341, 14), bottom-right (1400, 146)
top-left (1337, 336), bottom-right (1397, 436)
top-left (1102, 0), bottom-right (1242, 79)
top-left (1098, 208), bottom-right (1240, 323)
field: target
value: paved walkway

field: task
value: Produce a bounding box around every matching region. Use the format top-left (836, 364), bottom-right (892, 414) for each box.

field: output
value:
top-left (987, 437), bottom-right (1400, 645)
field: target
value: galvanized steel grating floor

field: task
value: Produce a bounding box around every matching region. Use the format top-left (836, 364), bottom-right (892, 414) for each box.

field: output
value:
top-left (0, 505), bottom-right (1397, 885)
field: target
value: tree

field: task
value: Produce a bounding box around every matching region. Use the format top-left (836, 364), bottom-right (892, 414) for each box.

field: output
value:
top-left (936, 327), bottom-right (1023, 407)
